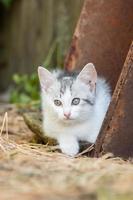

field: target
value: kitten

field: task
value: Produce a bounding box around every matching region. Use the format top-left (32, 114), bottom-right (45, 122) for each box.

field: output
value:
top-left (38, 63), bottom-right (111, 156)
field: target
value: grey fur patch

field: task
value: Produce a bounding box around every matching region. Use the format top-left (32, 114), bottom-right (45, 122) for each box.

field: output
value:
top-left (57, 71), bottom-right (78, 80)
top-left (82, 98), bottom-right (94, 106)
top-left (60, 77), bottom-right (74, 95)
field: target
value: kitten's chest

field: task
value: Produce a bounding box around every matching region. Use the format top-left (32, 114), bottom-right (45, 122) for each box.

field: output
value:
top-left (44, 117), bottom-right (95, 141)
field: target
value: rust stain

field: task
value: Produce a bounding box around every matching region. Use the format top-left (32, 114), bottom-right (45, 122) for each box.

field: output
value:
top-left (95, 42), bottom-right (133, 159)
top-left (64, 36), bottom-right (79, 72)
top-left (65, 0), bottom-right (133, 91)
top-left (102, 99), bottom-right (125, 150)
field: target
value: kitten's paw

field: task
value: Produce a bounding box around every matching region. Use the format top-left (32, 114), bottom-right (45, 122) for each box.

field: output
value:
top-left (60, 143), bottom-right (79, 157)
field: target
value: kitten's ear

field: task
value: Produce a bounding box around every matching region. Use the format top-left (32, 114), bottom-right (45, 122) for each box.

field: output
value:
top-left (77, 63), bottom-right (97, 92)
top-left (38, 66), bottom-right (55, 92)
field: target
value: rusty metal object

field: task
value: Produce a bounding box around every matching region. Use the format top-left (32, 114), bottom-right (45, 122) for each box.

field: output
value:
top-left (94, 42), bottom-right (133, 159)
top-left (65, 0), bottom-right (133, 91)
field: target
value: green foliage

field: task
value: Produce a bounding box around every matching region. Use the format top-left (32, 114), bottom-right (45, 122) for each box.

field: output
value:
top-left (43, 39), bottom-right (64, 69)
top-left (10, 33), bottom-right (66, 106)
top-left (10, 73), bottom-right (40, 106)
top-left (43, 40), bottom-right (58, 69)
top-left (0, 0), bottom-right (13, 7)
top-left (10, 40), bottom-right (58, 106)
top-left (10, 39), bottom-right (65, 106)
top-left (43, 2), bottom-right (71, 69)
top-left (10, 38), bottom-right (65, 106)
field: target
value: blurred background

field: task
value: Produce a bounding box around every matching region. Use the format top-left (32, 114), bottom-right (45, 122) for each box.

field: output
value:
top-left (0, 0), bottom-right (84, 105)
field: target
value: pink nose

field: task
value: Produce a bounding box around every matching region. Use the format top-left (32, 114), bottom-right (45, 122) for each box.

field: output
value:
top-left (64, 112), bottom-right (71, 119)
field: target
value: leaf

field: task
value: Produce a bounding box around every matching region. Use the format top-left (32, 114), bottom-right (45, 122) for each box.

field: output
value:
top-left (13, 74), bottom-right (21, 84)
top-left (0, 0), bottom-right (13, 8)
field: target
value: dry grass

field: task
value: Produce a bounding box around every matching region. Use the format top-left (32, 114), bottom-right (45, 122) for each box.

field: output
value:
top-left (0, 105), bottom-right (133, 200)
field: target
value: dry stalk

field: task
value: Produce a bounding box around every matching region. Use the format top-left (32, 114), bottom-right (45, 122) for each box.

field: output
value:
top-left (75, 144), bottom-right (94, 158)
top-left (0, 112), bottom-right (16, 154)
top-left (0, 112), bottom-right (8, 138)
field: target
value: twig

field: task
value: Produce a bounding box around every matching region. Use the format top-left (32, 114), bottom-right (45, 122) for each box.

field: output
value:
top-left (0, 112), bottom-right (8, 138)
top-left (75, 144), bottom-right (94, 158)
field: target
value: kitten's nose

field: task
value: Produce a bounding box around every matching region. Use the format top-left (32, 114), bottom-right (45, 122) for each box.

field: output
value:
top-left (64, 112), bottom-right (71, 119)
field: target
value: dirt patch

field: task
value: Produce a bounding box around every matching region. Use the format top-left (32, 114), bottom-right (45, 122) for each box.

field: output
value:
top-left (0, 104), bottom-right (133, 200)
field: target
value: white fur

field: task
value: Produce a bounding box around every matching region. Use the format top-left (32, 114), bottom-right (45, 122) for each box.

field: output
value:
top-left (38, 64), bottom-right (111, 157)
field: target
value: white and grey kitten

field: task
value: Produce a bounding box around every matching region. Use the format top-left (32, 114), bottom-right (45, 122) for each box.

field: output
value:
top-left (38, 63), bottom-right (111, 156)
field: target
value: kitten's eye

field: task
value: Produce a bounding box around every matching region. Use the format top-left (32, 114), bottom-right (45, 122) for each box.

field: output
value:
top-left (72, 98), bottom-right (80, 105)
top-left (54, 99), bottom-right (62, 106)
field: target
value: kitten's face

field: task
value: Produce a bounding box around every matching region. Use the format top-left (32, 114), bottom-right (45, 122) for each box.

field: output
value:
top-left (38, 63), bottom-right (97, 123)
top-left (46, 80), bottom-right (94, 123)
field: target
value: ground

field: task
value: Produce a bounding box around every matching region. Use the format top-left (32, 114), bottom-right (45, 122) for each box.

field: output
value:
top-left (0, 104), bottom-right (133, 200)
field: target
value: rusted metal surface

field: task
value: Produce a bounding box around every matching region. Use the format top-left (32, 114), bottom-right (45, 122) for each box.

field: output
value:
top-left (65, 0), bottom-right (133, 91)
top-left (94, 42), bottom-right (133, 159)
